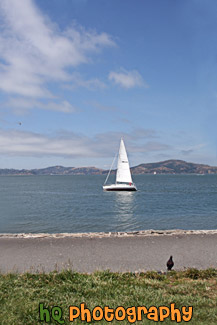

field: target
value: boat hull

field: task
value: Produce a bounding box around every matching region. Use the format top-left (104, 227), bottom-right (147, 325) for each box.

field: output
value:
top-left (103, 184), bottom-right (137, 191)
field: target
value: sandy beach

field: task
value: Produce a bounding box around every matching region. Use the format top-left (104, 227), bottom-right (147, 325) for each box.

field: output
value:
top-left (0, 230), bottom-right (216, 273)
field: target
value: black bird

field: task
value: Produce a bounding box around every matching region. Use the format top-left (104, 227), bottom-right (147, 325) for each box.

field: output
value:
top-left (167, 256), bottom-right (174, 271)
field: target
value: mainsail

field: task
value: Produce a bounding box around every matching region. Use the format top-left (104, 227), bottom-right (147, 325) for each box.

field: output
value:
top-left (116, 138), bottom-right (132, 184)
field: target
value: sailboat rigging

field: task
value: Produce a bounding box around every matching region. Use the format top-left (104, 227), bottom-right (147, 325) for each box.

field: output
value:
top-left (103, 138), bottom-right (137, 191)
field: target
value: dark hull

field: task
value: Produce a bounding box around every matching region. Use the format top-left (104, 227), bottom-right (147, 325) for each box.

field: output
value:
top-left (104, 188), bottom-right (137, 191)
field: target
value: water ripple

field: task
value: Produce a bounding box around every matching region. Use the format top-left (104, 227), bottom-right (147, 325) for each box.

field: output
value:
top-left (0, 174), bottom-right (217, 233)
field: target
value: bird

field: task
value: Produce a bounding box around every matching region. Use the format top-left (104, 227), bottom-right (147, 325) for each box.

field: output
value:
top-left (167, 256), bottom-right (174, 271)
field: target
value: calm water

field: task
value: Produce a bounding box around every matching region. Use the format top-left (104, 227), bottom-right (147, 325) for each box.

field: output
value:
top-left (0, 175), bottom-right (217, 233)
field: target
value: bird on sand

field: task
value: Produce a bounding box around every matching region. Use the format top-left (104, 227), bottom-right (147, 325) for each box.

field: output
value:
top-left (167, 256), bottom-right (174, 271)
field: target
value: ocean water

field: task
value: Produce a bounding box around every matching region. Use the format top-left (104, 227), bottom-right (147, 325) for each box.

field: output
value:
top-left (0, 174), bottom-right (217, 233)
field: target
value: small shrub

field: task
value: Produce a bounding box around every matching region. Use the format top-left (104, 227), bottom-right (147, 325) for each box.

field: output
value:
top-left (144, 271), bottom-right (165, 281)
top-left (185, 268), bottom-right (200, 279)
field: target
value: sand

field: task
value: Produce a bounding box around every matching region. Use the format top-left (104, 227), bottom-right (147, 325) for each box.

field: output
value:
top-left (0, 230), bottom-right (216, 273)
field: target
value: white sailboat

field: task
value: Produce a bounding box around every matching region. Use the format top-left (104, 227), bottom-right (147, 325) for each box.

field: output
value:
top-left (103, 138), bottom-right (137, 191)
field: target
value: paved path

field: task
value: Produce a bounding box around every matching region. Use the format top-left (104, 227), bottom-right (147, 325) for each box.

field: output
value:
top-left (0, 231), bottom-right (216, 273)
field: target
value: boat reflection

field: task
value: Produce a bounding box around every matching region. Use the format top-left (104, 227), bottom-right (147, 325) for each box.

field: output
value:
top-left (114, 192), bottom-right (138, 230)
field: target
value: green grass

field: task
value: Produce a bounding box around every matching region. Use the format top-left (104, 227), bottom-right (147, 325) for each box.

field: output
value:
top-left (0, 269), bottom-right (216, 324)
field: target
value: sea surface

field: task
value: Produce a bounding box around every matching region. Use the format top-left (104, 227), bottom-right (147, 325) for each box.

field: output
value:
top-left (0, 174), bottom-right (217, 233)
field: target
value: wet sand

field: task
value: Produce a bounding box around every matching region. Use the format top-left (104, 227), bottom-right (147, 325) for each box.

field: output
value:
top-left (0, 230), bottom-right (216, 273)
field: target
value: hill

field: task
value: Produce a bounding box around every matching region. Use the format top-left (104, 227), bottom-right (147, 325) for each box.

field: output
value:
top-left (131, 159), bottom-right (217, 174)
top-left (0, 160), bottom-right (217, 176)
top-left (0, 166), bottom-right (105, 176)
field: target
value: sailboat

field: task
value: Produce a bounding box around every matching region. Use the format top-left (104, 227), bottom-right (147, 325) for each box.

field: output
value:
top-left (103, 138), bottom-right (137, 191)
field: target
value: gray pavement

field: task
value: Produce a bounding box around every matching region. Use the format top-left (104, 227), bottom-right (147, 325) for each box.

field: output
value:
top-left (0, 231), bottom-right (216, 273)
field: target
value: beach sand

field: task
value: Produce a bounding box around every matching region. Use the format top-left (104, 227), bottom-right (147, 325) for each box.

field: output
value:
top-left (0, 230), bottom-right (216, 273)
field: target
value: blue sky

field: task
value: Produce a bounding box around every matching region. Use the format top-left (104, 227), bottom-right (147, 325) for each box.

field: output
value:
top-left (0, 0), bottom-right (217, 169)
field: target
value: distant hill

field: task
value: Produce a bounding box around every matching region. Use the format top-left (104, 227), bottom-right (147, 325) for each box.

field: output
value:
top-left (0, 160), bottom-right (217, 176)
top-left (0, 166), bottom-right (105, 176)
top-left (131, 160), bottom-right (217, 174)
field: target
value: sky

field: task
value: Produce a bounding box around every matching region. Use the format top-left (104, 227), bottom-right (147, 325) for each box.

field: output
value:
top-left (0, 0), bottom-right (217, 169)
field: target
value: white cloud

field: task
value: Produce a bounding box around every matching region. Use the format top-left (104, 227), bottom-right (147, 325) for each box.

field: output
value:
top-left (0, 0), bottom-right (115, 97)
top-left (108, 68), bottom-right (148, 89)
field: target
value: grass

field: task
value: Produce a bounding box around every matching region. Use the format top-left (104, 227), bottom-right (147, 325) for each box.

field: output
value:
top-left (0, 268), bottom-right (216, 324)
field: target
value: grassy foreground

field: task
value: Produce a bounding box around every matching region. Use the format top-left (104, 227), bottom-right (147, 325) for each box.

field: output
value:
top-left (0, 269), bottom-right (216, 324)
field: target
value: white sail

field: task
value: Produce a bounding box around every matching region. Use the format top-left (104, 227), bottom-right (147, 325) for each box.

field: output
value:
top-left (116, 138), bottom-right (132, 184)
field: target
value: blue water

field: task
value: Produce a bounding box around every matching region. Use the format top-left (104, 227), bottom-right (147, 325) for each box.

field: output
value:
top-left (0, 175), bottom-right (217, 233)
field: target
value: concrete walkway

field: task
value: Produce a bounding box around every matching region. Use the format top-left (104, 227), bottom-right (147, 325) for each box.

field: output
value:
top-left (0, 230), bottom-right (216, 273)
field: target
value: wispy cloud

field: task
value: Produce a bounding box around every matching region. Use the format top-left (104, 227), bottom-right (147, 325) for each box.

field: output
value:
top-left (0, 0), bottom-right (115, 98)
top-left (0, 129), bottom-right (169, 159)
top-left (6, 98), bottom-right (77, 114)
top-left (0, 117), bottom-right (10, 125)
top-left (181, 149), bottom-right (194, 155)
top-left (0, 129), bottom-right (95, 157)
top-left (90, 101), bottom-right (117, 111)
top-left (108, 68), bottom-right (148, 89)
top-left (138, 141), bottom-right (171, 152)
top-left (64, 73), bottom-right (106, 90)
top-left (180, 144), bottom-right (206, 156)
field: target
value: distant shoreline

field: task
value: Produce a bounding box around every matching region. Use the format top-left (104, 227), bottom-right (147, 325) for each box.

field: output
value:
top-left (1, 159), bottom-right (217, 175)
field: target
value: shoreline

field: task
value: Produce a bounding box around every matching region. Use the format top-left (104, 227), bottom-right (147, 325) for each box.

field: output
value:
top-left (0, 229), bottom-right (217, 238)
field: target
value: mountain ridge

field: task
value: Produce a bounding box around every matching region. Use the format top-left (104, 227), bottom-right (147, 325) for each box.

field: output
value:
top-left (1, 159), bottom-right (217, 175)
